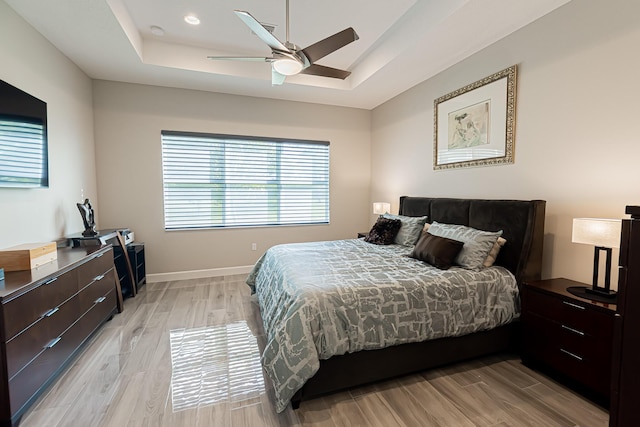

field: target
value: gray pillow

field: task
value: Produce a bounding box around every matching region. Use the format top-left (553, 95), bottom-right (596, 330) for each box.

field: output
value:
top-left (382, 213), bottom-right (428, 246)
top-left (427, 221), bottom-right (503, 270)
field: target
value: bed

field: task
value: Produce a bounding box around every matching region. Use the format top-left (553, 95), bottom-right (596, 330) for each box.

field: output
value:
top-left (246, 196), bottom-right (546, 412)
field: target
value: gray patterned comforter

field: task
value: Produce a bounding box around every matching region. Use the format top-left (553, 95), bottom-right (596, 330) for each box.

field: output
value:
top-left (246, 238), bottom-right (519, 412)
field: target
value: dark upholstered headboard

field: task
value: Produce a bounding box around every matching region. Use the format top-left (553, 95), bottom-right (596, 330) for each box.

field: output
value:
top-left (399, 196), bottom-right (546, 284)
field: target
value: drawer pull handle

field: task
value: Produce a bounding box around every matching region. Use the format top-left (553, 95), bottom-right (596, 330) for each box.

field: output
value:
top-left (44, 307), bottom-right (59, 317)
top-left (93, 274), bottom-right (105, 281)
top-left (45, 337), bottom-right (61, 349)
top-left (561, 325), bottom-right (585, 336)
top-left (562, 301), bottom-right (585, 310)
top-left (44, 277), bottom-right (58, 285)
top-left (94, 296), bottom-right (106, 304)
top-left (96, 253), bottom-right (104, 258)
top-left (560, 348), bottom-right (583, 361)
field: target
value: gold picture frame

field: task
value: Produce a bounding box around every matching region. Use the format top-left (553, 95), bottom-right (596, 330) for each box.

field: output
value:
top-left (434, 65), bottom-right (517, 170)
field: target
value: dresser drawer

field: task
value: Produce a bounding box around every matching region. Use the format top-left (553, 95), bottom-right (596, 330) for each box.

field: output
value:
top-left (6, 291), bottom-right (116, 418)
top-left (80, 288), bottom-right (116, 338)
top-left (8, 307), bottom-right (89, 415)
top-left (79, 269), bottom-right (116, 315)
top-left (76, 249), bottom-right (113, 288)
top-left (522, 288), bottom-right (613, 338)
top-left (5, 295), bottom-right (81, 380)
top-left (2, 269), bottom-right (78, 340)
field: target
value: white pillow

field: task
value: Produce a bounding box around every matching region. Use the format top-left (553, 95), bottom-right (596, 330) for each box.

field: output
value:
top-left (483, 237), bottom-right (507, 267)
top-left (427, 221), bottom-right (503, 270)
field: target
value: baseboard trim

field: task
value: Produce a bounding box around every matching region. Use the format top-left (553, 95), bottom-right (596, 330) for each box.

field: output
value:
top-left (147, 265), bottom-right (254, 283)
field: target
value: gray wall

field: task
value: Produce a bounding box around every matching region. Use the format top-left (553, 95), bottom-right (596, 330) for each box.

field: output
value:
top-left (0, 1), bottom-right (97, 248)
top-left (371, 0), bottom-right (640, 286)
top-left (92, 81), bottom-right (371, 275)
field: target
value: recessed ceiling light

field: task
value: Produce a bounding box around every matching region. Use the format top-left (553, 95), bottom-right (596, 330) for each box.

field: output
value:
top-left (150, 25), bottom-right (165, 36)
top-left (184, 15), bottom-right (200, 25)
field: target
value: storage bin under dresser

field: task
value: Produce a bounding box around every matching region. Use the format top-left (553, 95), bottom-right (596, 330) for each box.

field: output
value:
top-left (0, 246), bottom-right (118, 427)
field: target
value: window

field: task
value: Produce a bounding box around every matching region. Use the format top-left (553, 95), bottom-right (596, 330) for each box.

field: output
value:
top-left (161, 131), bottom-right (330, 230)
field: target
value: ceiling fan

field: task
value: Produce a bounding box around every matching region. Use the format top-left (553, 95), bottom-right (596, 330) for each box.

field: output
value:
top-left (207, 0), bottom-right (359, 85)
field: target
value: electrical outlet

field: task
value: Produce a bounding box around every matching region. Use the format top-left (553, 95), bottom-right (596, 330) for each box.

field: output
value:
top-left (251, 243), bottom-right (257, 251)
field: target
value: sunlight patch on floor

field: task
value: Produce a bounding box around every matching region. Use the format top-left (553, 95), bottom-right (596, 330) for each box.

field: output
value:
top-left (169, 321), bottom-right (264, 411)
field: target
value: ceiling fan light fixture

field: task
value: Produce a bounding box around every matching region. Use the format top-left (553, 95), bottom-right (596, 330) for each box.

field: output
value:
top-left (273, 58), bottom-right (303, 76)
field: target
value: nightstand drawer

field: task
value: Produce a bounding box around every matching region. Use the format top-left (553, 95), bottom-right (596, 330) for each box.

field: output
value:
top-left (522, 288), bottom-right (613, 338)
top-left (556, 325), bottom-right (612, 364)
top-left (521, 278), bottom-right (615, 402)
top-left (523, 324), bottom-right (611, 396)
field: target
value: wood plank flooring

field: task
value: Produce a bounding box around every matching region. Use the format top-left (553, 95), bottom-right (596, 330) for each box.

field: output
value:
top-left (19, 276), bottom-right (609, 427)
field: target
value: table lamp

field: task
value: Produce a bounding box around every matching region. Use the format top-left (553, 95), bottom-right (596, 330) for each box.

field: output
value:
top-left (572, 218), bottom-right (622, 298)
top-left (373, 202), bottom-right (390, 215)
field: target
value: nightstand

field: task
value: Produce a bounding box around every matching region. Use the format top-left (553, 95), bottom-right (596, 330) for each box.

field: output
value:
top-left (521, 277), bottom-right (616, 404)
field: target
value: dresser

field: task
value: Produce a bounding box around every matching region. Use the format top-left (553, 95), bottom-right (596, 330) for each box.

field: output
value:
top-left (0, 246), bottom-right (118, 427)
top-left (521, 277), bottom-right (616, 404)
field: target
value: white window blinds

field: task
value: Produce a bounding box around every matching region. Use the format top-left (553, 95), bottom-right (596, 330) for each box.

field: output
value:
top-left (161, 131), bottom-right (330, 229)
top-left (0, 119), bottom-right (48, 187)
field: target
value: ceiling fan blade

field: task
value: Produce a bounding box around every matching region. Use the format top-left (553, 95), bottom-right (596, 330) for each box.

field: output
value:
top-left (234, 10), bottom-right (290, 53)
top-left (300, 64), bottom-right (351, 80)
top-left (301, 28), bottom-right (359, 63)
top-left (207, 56), bottom-right (274, 62)
top-left (272, 68), bottom-right (286, 86)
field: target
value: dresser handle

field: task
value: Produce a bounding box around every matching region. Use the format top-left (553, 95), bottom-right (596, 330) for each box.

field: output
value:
top-left (562, 301), bottom-right (585, 310)
top-left (45, 337), bottom-right (61, 349)
top-left (560, 348), bottom-right (583, 361)
top-left (44, 307), bottom-right (59, 317)
top-left (94, 296), bottom-right (106, 304)
top-left (96, 253), bottom-right (104, 258)
top-left (561, 325), bottom-right (585, 336)
top-left (93, 274), bottom-right (105, 281)
top-left (44, 277), bottom-right (58, 285)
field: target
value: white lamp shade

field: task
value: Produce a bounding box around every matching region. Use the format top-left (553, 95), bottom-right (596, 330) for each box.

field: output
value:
top-left (572, 218), bottom-right (622, 248)
top-left (373, 202), bottom-right (390, 215)
top-left (273, 58), bottom-right (303, 76)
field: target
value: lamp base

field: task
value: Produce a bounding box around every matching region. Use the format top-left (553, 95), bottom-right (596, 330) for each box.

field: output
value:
top-left (566, 286), bottom-right (617, 303)
top-left (585, 287), bottom-right (617, 298)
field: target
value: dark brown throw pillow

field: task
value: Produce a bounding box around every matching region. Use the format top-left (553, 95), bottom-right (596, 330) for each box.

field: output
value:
top-left (364, 217), bottom-right (402, 245)
top-left (410, 232), bottom-right (464, 270)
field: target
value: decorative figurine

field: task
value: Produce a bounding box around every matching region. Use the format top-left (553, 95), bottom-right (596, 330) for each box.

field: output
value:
top-left (77, 198), bottom-right (97, 236)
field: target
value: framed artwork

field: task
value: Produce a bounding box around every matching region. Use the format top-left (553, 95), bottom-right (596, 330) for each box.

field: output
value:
top-left (434, 65), bottom-right (517, 170)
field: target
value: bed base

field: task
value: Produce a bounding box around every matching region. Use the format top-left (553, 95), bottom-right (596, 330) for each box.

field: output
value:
top-left (291, 321), bottom-right (519, 408)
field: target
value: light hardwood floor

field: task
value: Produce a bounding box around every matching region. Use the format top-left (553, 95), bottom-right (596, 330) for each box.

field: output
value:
top-left (19, 276), bottom-right (609, 427)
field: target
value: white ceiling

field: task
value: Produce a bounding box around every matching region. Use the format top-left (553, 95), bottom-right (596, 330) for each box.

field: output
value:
top-left (6, 0), bottom-right (571, 109)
